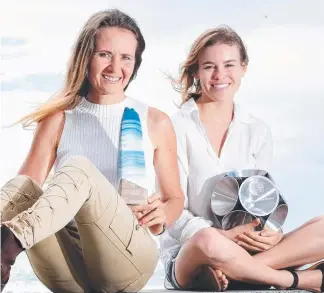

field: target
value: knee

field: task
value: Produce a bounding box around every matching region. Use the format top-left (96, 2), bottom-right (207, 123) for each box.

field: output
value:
top-left (311, 215), bottom-right (324, 225)
top-left (191, 228), bottom-right (230, 262)
top-left (308, 215), bottom-right (324, 238)
top-left (315, 215), bottom-right (324, 228)
top-left (5, 175), bottom-right (40, 190)
top-left (317, 215), bottom-right (324, 222)
top-left (60, 156), bottom-right (100, 179)
top-left (62, 155), bottom-right (93, 169)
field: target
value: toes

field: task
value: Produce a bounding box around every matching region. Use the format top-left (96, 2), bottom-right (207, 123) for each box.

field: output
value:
top-left (207, 267), bottom-right (230, 291)
top-left (220, 273), bottom-right (227, 283)
top-left (214, 269), bottom-right (223, 278)
top-left (221, 274), bottom-right (229, 290)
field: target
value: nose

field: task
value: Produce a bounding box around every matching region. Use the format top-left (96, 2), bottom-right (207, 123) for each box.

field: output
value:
top-left (211, 67), bottom-right (224, 80)
top-left (107, 55), bottom-right (120, 72)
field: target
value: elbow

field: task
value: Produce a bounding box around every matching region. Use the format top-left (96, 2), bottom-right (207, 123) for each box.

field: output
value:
top-left (173, 188), bottom-right (185, 214)
top-left (168, 190), bottom-right (185, 227)
top-left (178, 191), bottom-right (185, 214)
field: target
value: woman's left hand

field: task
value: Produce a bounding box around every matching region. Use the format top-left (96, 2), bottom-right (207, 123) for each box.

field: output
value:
top-left (131, 192), bottom-right (167, 235)
top-left (236, 229), bottom-right (283, 252)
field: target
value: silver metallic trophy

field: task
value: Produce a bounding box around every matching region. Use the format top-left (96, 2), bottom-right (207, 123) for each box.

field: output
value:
top-left (211, 175), bottom-right (239, 216)
top-left (239, 175), bottom-right (279, 217)
top-left (211, 169), bottom-right (288, 232)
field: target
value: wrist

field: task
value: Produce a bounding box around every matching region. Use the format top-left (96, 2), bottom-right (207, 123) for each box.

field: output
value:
top-left (156, 223), bottom-right (166, 235)
top-left (149, 223), bottom-right (166, 235)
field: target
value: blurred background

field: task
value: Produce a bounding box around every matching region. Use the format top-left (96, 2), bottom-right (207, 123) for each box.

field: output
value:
top-left (1, 0), bottom-right (323, 291)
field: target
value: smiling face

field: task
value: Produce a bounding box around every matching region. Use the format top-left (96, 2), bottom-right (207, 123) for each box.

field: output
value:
top-left (196, 43), bottom-right (246, 103)
top-left (87, 27), bottom-right (137, 97)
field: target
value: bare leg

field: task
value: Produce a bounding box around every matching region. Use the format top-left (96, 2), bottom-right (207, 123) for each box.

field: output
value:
top-left (175, 228), bottom-right (323, 291)
top-left (253, 215), bottom-right (324, 269)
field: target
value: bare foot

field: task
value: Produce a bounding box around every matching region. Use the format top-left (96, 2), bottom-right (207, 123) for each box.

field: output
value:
top-left (193, 265), bottom-right (228, 291)
top-left (212, 267), bottom-right (229, 291)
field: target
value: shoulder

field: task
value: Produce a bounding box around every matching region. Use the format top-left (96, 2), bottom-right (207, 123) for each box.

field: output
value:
top-left (147, 107), bottom-right (175, 150)
top-left (147, 107), bottom-right (172, 131)
top-left (37, 111), bottom-right (65, 146)
top-left (171, 107), bottom-right (192, 137)
top-left (39, 111), bottom-right (65, 129)
top-left (240, 113), bottom-right (272, 143)
top-left (249, 115), bottom-right (271, 135)
top-left (237, 105), bottom-right (271, 135)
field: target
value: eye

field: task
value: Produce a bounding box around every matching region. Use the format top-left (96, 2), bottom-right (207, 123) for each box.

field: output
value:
top-left (122, 55), bottom-right (133, 61)
top-left (225, 64), bottom-right (234, 68)
top-left (98, 52), bottom-right (111, 58)
top-left (204, 65), bottom-right (213, 70)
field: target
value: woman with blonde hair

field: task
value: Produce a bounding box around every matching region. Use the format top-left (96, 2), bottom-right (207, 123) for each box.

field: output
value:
top-left (160, 25), bottom-right (324, 291)
top-left (1, 9), bottom-right (184, 293)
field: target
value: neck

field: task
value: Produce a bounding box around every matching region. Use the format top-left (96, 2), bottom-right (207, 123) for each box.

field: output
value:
top-left (196, 95), bottom-right (234, 123)
top-left (87, 90), bottom-right (126, 105)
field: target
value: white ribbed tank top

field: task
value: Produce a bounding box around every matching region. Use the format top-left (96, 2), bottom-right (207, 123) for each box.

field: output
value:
top-left (54, 96), bottom-right (155, 195)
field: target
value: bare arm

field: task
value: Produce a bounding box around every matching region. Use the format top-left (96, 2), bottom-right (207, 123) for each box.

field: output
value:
top-left (133, 108), bottom-right (184, 235)
top-left (18, 111), bottom-right (65, 186)
top-left (148, 108), bottom-right (184, 227)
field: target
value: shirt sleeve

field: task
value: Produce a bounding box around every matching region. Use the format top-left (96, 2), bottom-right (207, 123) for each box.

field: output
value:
top-left (254, 124), bottom-right (273, 170)
top-left (167, 115), bottom-right (213, 245)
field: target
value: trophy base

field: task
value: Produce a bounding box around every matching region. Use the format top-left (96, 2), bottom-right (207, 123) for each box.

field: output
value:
top-left (119, 178), bottom-right (148, 206)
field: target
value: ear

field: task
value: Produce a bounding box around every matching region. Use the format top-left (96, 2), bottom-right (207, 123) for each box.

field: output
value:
top-left (241, 63), bottom-right (247, 77)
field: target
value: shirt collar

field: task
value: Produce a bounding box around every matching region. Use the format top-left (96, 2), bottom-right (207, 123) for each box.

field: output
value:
top-left (180, 98), bottom-right (253, 124)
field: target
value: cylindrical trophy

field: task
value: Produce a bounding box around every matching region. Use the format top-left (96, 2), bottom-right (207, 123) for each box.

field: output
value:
top-left (210, 169), bottom-right (288, 231)
top-left (239, 175), bottom-right (280, 217)
top-left (262, 204), bottom-right (288, 232)
top-left (211, 175), bottom-right (239, 216)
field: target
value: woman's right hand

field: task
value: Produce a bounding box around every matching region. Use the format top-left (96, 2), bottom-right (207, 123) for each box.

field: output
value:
top-left (131, 192), bottom-right (167, 235)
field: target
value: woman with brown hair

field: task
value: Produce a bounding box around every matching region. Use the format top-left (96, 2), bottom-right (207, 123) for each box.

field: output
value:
top-left (0, 9), bottom-right (184, 293)
top-left (160, 25), bottom-right (324, 292)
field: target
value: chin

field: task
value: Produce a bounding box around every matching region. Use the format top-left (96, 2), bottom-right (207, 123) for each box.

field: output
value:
top-left (210, 95), bottom-right (227, 102)
top-left (103, 85), bottom-right (123, 93)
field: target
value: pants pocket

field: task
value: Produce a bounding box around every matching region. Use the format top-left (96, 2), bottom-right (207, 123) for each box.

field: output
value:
top-left (126, 221), bottom-right (159, 274)
top-left (109, 197), bottom-right (134, 247)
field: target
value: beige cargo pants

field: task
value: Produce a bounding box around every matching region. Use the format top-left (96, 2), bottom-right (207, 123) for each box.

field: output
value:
top-left (1, 156), bottom-right (159, 293)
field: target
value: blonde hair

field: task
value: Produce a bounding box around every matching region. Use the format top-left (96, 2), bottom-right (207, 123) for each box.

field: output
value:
top-left (172, 25), bottom-right (249, 105)
top-left (19, 9), bottom-right (145, 128)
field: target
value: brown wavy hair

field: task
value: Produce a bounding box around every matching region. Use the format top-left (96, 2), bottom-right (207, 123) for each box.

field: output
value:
top-left (172, 25), bottom-right (249, 104)
top-left (18, 9), bottom-right (145, 128)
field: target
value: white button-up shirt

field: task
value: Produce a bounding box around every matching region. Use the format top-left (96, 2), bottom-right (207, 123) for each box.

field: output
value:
top-left (159, 98), bottom-right (273, 270)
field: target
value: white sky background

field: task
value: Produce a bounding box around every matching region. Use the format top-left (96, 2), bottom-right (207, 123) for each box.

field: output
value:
top-left (1, 0), bottom-right (324, 291)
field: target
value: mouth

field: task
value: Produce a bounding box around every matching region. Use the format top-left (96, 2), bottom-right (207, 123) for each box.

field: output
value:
top-left (211, 83), bottom-right (230, 90)
top-left (102, 74), bottom-right (122, 83)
